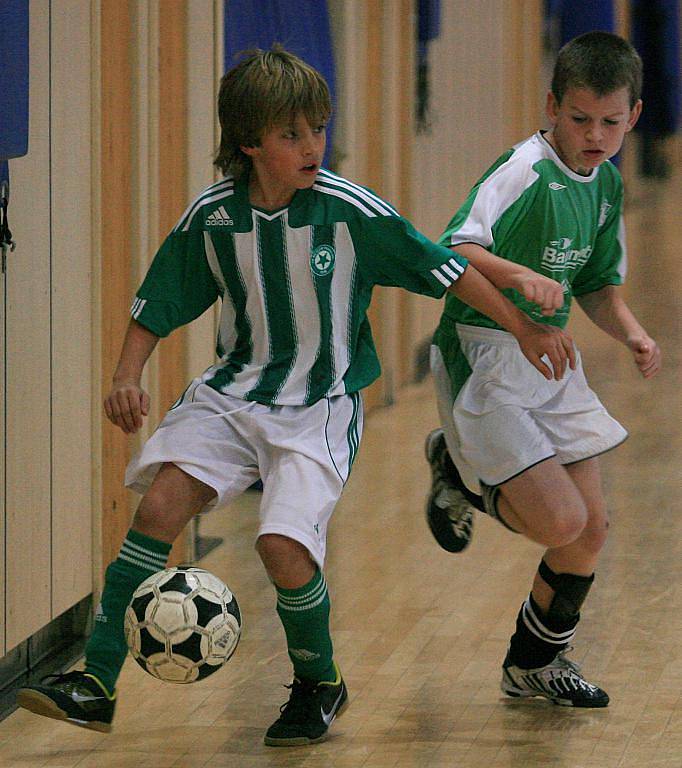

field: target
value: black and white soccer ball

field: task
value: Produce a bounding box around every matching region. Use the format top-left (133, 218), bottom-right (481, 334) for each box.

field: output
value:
top-left (124, 566), bottom-right (241, 683)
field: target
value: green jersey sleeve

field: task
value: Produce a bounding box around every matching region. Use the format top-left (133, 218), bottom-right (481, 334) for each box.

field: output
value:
top-left (131, 231), bottom-right (220, 337)
top-left (350, 215), bottom-right (467, 297)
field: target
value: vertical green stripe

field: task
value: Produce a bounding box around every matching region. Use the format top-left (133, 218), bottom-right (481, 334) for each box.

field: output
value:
top-left (207, 233), bottom-right (253, 391)
top-left (248, 217), bottom-right (297, 403)
top-left (305, 224), bottom-right (336, 405)
top-left (346, 392), bottom-right (360, 470)
top-left (342, 259), bottom-right (378, 394)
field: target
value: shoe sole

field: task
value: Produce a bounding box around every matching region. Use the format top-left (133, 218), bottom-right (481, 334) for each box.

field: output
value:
top-left (263, 697), bottom-right (349, 747)
top-left (501, 678), bottom-right (609, 708)
top-left (16, 689), bottom-right (113, 733)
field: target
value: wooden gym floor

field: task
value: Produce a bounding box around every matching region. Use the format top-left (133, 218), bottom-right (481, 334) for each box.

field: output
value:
top-left (1, 141), bottom-right (680, 767)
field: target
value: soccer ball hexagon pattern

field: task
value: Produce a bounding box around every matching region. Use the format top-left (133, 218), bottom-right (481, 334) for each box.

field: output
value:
top-left (124, 567), bottom-right (241, 683)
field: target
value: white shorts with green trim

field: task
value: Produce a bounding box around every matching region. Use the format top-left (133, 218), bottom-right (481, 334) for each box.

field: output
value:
top-left (431, 324), bottom-right (627, 493)
top-left (125, 380), bottom-right (363, 568)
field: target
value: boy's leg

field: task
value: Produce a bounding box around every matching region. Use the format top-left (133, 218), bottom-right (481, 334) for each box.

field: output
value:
top-left (16, 464), bottom-right (215, 731)
top-left (498, 458), bottom-right (610, 706)
top-left (257, 533), bottom-right (347, 747)
top-left (86, 463), bottom-right (216, 689)
top-left (493, 457), bottom-right (589, 547)
top-left (251, 394), bottom-right (357, 746)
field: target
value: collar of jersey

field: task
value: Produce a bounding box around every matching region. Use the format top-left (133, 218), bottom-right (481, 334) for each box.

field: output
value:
top-left (536, 130), bottom-right (601, 184)
top-left (233, 176), bottom-right (316, 226)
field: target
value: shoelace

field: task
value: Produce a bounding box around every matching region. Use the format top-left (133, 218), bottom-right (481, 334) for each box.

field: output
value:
top-left (38, 671), bottom-right (92, 694)
top-left (41, 671), bottom-right (82, 685)
top-left (278, 679), bottom-right (319, 722)
top-left (553, 647), bottom-right (581, 673)
top-left (547, 649), bottom-right (598, 692)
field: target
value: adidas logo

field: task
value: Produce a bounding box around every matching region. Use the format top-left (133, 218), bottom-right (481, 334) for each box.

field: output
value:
top-left (205, 205), bottom-right (234, 226)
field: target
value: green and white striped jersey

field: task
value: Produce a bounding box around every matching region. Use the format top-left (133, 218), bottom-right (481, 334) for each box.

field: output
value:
top-left (131, 169), bottom-right (466, 406)
top-left (437, 131), bottom-right (626, 332)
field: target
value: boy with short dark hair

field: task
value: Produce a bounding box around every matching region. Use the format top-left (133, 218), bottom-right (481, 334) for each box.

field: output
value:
top-left (18, 46), bottom-right (573, 744)
top-left (426, 31), bottom-right (661, 706)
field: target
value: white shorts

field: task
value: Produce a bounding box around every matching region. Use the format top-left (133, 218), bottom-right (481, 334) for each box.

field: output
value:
top-left (431, 324), bottom-right (627, 492)
top-left (125, 380), bottom-right (364, 568)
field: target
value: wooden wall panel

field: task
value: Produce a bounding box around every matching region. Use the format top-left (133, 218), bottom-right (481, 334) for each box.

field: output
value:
top-left (157, 2), bottom-right (188, 418)
top-left (327, 0), bottom-right (368, 184)
top-left (184, 0), bottom-right (222, 560)
top-left (50, 1), bottom-right (93, 616)
top-left (131, 0), bottom-right (161, 444)
top-left (90, 1), bottom-right (104, 600)
top-left (503, 0), bottom-right (544, 144)
top-left (100, 0), bottom-right (134, 570)
top-left (393, 0), bottom-right (418, 388)
top-left (185, 0), bottom-right (221, 381)
top-left (363, 0), bottom-right (388, 410)
top-left (157, 2), bottom-right (188, 566)
top-left (4, 6), bottom-right (52, 650)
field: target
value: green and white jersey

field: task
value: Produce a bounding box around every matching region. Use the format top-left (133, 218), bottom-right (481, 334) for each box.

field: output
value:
top-left (131, 168), bottom-right (466, 406)
top-left (437, 131), bottom-right (626, 332)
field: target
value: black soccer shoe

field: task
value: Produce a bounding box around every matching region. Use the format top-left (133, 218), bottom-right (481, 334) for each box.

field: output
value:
top-left (425, 429), bottom-right (479, 552)
top-left (501, 648), bottom-right (609, 708)
top-left (264, 663), bottom-right (348, 747)
top-left (16, 671), bottom-right (116, 732)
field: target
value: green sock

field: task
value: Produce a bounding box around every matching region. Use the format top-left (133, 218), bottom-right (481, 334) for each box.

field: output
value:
top-left (84, 529), bottom-right (171, 694)
top-left (276, 569), bottom-right (335, 682)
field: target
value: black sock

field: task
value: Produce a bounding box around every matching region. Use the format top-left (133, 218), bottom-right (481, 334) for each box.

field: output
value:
top-left (508, 595), bottom-right (578, 669)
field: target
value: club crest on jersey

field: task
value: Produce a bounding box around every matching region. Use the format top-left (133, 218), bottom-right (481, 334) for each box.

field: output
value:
top-left (310, 244), bottom-right (335, 277)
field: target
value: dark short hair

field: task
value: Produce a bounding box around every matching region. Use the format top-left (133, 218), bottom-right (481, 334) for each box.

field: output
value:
top-left (552, 31), bottom-right (642, 108)
top-left (214, 45), bottom-right (332, 178)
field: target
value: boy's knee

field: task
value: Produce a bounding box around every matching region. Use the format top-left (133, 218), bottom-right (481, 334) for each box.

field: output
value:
top-left (256, 534), bottom-right (316, 588)
top-left (540, 502), bottom-right (589, 548)
top-left (577, 513), bottom-right (609, 556)
top-left (256, 533), bottom-right (308, 562)
top-left (133, 487), bottom-right (179, 539)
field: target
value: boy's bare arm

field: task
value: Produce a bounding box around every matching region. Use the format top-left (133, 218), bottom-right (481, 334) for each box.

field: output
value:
top-left (453, 243), bottom-right (565, 316)
top-left (576, 285), bottom-right (662, 378)
top-left (448, 264), bottom-right (576, 381)
top-left (104, 319), bottom-right (160, 433)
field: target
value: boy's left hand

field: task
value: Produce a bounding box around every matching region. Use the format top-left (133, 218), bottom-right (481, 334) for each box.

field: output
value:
top-left (627, 335), bottom-right (661, 378)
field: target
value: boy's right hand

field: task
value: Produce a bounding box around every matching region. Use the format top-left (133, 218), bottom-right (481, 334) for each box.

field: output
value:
top-left (517, 320), bottom-right (576, 381)
top-left (104, 379), bottom-right (150, 434)
top-left (511, 269), bottom-right (566, 316)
